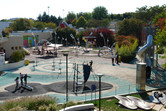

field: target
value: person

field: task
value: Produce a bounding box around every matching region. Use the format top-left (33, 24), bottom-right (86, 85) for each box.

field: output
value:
top-left (1, 48), bottom-right (4, 54)
top-left (38, 49), bottom-right (41, 55)
top-left (20, 73), bottom-right (24, 86)
top-left (41, 46), bottom-right (44, 55)
top-left (24, 74), bottom-right (31, 85)
top-left (89, 60), bottom-right (93, 71)
top-left (146, 66), bottom-right (151, 80)
top-left (12, 77), bottom-right (19, 93)
top-left (111, 54), bottom-right (115, 65)
top-left (116, 53), bottom-right (119, 65)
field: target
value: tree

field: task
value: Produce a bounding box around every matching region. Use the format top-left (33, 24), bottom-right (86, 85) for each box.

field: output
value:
top-left (87, 19), bottom-right (110, 28)
top-left (66, 12), bottom-right (76, 21)
top-left (10, 18), bottom-right (32, 31)
top-left (153, 12), bottom-right (166, 30)
top-left (117, 18), bottom-right (144, 42)
top-left (71, 18), bottom-right (77, 27)
top-left (55, 27), bottom-right (76, 45)
top-left (84, 28), bottom-right (114, 47)
top-left (92, 6), bottom-right (108, 20)
top-left (45, 22), bottom-right (56, 29)
top-left (154, 28), bottom-right (166, 49)
top-left (77, 12), bottom-right (92, 21)
top-left (33, 21), bottom-right (45, 30)
top-left (76, 16), bottom-right (87, 28)
top-left (2, 27), bottom-right (13, 37)
top-left (153, 12), bottom-right (166, 68)
top-left (134, 5), bottom-right (166, 23)
top-left (37, 12), bottom-right (62, 26)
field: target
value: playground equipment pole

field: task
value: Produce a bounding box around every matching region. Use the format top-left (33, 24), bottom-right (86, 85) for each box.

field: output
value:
top-left (99, 32), bottom-right (106, 46)
top-left (96, 73), bottom-right (104, 111)
top-left (54, 31), bottom-right (57, 44)
top-left (63, 53), bottom-right (68, 103)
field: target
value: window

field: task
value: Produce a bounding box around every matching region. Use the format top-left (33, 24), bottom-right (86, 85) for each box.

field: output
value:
top-left (19, 46), bottom-right (22, 50)
top-left (11, 47), bottom-right (14, 50)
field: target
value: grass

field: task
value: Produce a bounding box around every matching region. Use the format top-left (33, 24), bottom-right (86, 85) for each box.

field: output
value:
top-left (86, 92), bottom-right (157, 111)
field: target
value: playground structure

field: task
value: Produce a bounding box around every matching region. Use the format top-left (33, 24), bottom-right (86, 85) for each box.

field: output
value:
top-left (82, 36), bottom-right (96, 53)
top-left (137, 34), bottom-right (166, 90)
top-left (98, 42), bottom-right (116, 57)
top-left (31, 58), bottom-right (113, 94)
top-left (137, 35), bottom-right (153, 66)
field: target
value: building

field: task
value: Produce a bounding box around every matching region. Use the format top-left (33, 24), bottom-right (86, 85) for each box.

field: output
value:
top-left (0, 30), bottom-right (53, 59)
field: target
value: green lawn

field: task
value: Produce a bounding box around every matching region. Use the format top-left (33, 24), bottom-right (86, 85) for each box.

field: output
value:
top-left (86, 92), bottom-right (156, 111)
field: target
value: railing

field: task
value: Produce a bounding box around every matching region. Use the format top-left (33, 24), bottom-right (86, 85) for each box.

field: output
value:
top-left (48, 83), bottom-right (165, 104)
top-left (0, 37), bottom-right (8, 43)
top-left (0, 52), bottom-right (5, 65)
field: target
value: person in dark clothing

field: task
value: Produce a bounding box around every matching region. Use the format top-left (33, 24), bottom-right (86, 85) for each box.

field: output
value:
top-left (12, 77), bottom-right (19, 93)
top-left (146, 66), bottom-right (151, 80)
top-left (111, 54), bottom-right (115, 65)
top-left (24, 74), bottom-right (31, 85)
top-left (89, 60), bottom-right (93, 71)
top-left (116, 53), bottom-right (119, 64)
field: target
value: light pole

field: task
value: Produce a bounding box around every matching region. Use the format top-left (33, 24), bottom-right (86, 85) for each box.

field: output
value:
top-left (48, 6), bottom-right (50, 15)
top-left (99, 32), bottom-right (106, 46)
top-left (63, 53), bottom-right (68, 103)
top-left (96, 73), bottom-right (104, 111)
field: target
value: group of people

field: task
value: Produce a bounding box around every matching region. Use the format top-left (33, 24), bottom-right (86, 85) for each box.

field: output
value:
top-left (111, 53), bottom-right (121, 65)
top-left (13, 73), bottom-right (31, 93)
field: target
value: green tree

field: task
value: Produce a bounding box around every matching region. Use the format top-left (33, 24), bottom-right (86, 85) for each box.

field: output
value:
top-left (134, 5), bottom-right (166, 23)
top-left (77, 12), bottom-right (92, 21)
top-left (87, 19), bottom-right (110, 28)
top-left (76, 16), bottom-right (87, 28)
top-left (56, 27), bottom-right (76, 45)
top-left (10, 18), bottom-right (32, 31)
top-left (92, 6), bottom-right (108, 20)
top-left (155, 28), bottom-right (166, 49)
top-left (154, 27), bottom-right (166, 67)
top-left (71, 18), bottom-right (77, 27)
top-left (117, 18), bottom-right (144, 42)
top-left (33, 21), bottom-right (45, 30)
top-left (66, 12), bottom-right (76, 21)
top-left (45, 22), bottom-right (56, 29)
top-left (37, 12), bottom-right (62, 26)
top-left (153, 12), bottom-right (166, 27)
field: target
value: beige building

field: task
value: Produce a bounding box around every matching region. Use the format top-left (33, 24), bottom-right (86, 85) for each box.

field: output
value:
top-left (0, 36), bottom-right (23, 59)
top-left (0, 31), bottom-right (53, 59)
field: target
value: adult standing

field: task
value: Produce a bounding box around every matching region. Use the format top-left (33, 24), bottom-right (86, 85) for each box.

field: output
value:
top-left (116, 53), bottom-right (119, 65)
top-left (20, 73), bottom-right (24, 86)
top-left (24, 74), bottom-right (31, 85)
top-left (111, 54), bottom-right (115, 65)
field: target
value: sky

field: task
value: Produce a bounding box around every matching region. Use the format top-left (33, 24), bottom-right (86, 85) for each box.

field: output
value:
top-left (0, 0), bottom-right (165, 20)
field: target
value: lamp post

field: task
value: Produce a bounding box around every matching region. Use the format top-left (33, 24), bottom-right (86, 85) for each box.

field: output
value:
top-left (63, 53), bottom-right (68, 103)
top-left (96, 73), bottom-right (104, 111)
top-left (48, 6), bottom-right (50, 15)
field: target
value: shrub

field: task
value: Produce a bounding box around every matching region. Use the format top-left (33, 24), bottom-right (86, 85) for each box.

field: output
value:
top-left (0, 96), bottom-right (57, 111)
top-left (116, 40), bottom-right (138, 63)
top-left (8, 106), bottom-right (27, 111)
top-left (10, 51), bottom-right (24, 62)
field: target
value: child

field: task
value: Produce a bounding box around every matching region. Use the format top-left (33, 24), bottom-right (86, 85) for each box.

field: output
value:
top-left (12, 77), bottom-right (19, 93)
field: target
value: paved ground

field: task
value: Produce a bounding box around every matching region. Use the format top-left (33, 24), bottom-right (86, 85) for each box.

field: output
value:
top-left (0, 46), bottom-right (166, 110)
